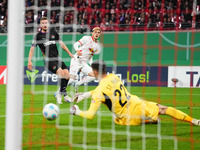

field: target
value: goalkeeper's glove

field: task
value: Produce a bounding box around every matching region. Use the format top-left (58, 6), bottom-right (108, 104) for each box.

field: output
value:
top-left (72, 92), bottom-right (92, 103)
top-left (69, 105), bottom-right (80, 115)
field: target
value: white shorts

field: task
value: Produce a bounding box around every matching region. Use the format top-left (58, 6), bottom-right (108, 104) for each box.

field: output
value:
top-left (69, 57), bottom-right (92, 76)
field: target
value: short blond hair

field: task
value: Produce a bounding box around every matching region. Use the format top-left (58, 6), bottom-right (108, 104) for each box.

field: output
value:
top-left (40, 17), bottom-right (47, 21)
top-left (92, 27), bottom-right (101, 32)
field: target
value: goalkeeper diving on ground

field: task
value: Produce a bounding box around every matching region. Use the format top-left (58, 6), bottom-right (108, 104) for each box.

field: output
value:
top-left (70, 60), bottom-right (200, 126)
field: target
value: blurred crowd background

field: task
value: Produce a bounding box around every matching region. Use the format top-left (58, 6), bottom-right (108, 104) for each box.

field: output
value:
top-left (0, 0), bottom-right (200, 33)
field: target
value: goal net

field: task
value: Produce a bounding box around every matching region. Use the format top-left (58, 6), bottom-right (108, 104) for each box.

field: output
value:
top-left (3, 0), bottom-right (200, 150)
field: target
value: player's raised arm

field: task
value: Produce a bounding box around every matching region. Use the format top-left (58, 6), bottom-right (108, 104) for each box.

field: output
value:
top-left (73, 41), bottom-right (82, 56)
top-left (73, 40), bottom-right (82, 50)
top-left (70, 88), bottom-right (102, 120)
top-left (28, 46), bottom-right (35, 71)
top-left (73, 36), bottom-right (88, 50)
top-left (73, 36), bottom-right (89, 56)
top-left (59, 40), bottom-right (74, 58)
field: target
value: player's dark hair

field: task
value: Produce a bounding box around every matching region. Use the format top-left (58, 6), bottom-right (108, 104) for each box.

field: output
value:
top-left (40, 17), bottom-right (47, 21)
top-left (91, 60), bottom-right (106, 74)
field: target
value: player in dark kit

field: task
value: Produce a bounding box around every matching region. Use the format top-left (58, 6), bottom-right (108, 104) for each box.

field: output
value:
top-left (28, 17), bottom-right (74, 104)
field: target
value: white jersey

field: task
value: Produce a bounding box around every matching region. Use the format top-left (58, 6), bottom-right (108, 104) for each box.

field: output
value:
top-left (73, 36), bottom-right (101, 64)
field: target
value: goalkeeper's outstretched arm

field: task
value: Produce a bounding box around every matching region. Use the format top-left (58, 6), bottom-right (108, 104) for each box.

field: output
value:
top-left (80, 101), bottom-right (101, 120)
top-left (70, 97), bottom-right (101, 120)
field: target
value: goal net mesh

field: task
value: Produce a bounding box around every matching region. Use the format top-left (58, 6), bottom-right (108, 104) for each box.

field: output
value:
top-left (3, 0), bottom-right (200, 150)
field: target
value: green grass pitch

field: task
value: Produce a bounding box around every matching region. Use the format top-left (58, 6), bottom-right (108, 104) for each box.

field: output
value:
top-left (0, 84), bottom-right (200, 150)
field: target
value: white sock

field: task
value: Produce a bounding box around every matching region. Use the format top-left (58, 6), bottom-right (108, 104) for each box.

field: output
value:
top-left (68, 78), bottom-right (75, 85)
top-left (77, 76), bottom-right (95, 86)
top-left (79, 71), bottom-right (84, 80)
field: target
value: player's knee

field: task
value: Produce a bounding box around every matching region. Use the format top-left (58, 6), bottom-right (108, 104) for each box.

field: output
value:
top-left (63, 70), bottom-right (70, 79)
top-left (56, 69), bottom-right (64, 77)
top-left (63, 69), bottom-right (69, 75)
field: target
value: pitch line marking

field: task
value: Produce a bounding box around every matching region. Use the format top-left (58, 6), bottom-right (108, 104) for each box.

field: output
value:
top-left (159, 33), bottom-right (200, 48)
top-left (1, 39), bottom-right (7, 46)
top-left (132, 92), bottom-right (200, 96)
top-left (0, 107), bottom-right (199, 118)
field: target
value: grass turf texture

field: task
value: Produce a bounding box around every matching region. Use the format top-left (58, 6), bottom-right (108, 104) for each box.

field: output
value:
top-left (0, 84), bottom-right (200, 150)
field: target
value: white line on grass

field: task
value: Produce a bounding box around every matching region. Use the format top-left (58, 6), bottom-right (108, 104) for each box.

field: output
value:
top-left (0, 107), bottom-right (199, 118)
top-left (132, 92), bottom-right (200, 96)
top-left (159, 33), bottom-right (200, 48)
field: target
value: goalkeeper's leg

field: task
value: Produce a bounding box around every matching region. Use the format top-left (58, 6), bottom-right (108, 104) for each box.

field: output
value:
top-left (158, 104), bottom-right (200, 125)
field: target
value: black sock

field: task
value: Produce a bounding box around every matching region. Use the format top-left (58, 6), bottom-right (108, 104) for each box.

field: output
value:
top-left (60, 78), bottom-right (69, 96)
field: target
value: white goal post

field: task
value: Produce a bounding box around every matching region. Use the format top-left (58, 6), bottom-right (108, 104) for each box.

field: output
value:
top-left (5, 0), bottom-right (24, 150)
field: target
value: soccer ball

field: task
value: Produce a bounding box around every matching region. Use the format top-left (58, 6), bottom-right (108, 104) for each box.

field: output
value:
top-left (42, 103), bottom-right (60, 120)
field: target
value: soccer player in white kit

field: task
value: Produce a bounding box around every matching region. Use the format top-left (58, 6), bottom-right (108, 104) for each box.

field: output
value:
top-left (69, 27), bottom-right (102, 92)
top-left (54, 27), bottom-right (102, 98)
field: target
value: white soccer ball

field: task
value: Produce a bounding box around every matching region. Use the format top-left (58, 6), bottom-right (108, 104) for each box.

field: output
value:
top-left (42, 103), bottom-right (60, 120)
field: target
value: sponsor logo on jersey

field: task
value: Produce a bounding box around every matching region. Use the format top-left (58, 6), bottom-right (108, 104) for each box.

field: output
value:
top-left (51, 35), bottom-right (55, 39)
top-left (43, 41), bottom-right (56, 46)
top-left (89, 48), bottom-right (94, 55)
top-left (53, 66), bottom-right (57, 70)
top-left (26, 69), bottom-right (39, 83)
top-left (89, 48), bottom-right (94, 53)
